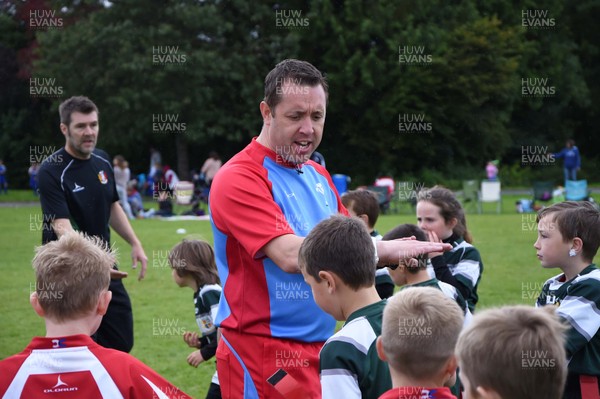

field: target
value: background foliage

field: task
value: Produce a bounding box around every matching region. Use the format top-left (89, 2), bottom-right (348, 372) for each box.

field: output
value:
top-left (1, 0), bottom-right (598, 186)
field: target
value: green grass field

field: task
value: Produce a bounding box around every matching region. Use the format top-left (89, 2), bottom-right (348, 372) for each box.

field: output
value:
top-left (0, 192), bottom-right (597, 398)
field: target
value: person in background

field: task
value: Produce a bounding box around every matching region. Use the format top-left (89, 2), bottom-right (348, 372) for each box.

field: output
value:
top-left (164, 165), bottom-right (180, 191)
top-left (485, 160), bottom-right (498, 181)
top-left (169, 239), bottom-right (222, 399)
top-left (416, 186), bottom-right (483, 313)
top-left (0, 159), bottom-right (8, 194)
top-left (37, 96), bottom-right (148, 353)
top-left (554, 139), bottom-right (581, 182)
top-left (113, 155), bottom-right (134, 220)
top-left (149, 147), bottom-right (162, 180)
top-left (29, 162), bottom-right (39, 195)
top-left (200, 151), bottom-right (222, 187)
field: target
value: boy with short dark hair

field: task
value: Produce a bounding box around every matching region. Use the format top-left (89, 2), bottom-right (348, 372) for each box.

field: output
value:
top-left (299, 215), bottom-right (391, 398)
top-left (342, 189), bottom-right (395, 299)
top-left (376, 287), bottom-right (463, 398)
top-left (456, 305), bottom-right (567, 399)
top-left (383, 224), bottom-right (472, 326)
top-left (0, 232), bottom-right (192, 398)
top-left (534, 201), bottom-right (600, 398)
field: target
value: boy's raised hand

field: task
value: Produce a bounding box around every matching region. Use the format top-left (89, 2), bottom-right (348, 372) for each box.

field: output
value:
top-left (183, 331), bottom-right (200, 348)
top-left (187, 350), bottom-right (205, 367)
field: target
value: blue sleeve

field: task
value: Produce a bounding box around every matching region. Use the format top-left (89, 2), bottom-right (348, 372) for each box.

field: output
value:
top-left (553, 148), bottom-right (566, 159)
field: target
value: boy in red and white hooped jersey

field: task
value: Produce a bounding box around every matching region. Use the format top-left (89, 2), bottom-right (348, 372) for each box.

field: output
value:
top-left (0, 232), bottom-right (192, 399)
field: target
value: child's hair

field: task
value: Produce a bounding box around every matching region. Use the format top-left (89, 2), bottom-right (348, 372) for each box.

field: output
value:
top-left (537, 201), bottom-right (600, 262)
top-left (382, 224), bottom-right (428, 272)
top-left (168, 240), bottom-right (220, 286)
top-left (381, 287), bottom-right (463, 378)
top-left (417, 186), bottom-right (473, 243)
top-left (383, 224), bottom-right (427, 242)
top-left (299, 215), bottom-right (375, 290)
top-left (341, 189), bottom-right (380, 228)
top-left (456, 305), bottom-right (568, 399)
top-left (32, 232), bottom-right (114, 322)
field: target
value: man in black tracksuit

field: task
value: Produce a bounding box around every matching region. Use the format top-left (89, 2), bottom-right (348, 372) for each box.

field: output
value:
top-left (38, 96), bottom-right (148, 352)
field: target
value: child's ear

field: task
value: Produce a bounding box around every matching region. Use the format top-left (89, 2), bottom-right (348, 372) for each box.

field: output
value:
top-left (30, 292), bottom-right (45, 317)
top-left (318, 271), bottom-right (337, 293)
top-left (442, 355), bottom-right (458, 387)
top-left (97, 290), bottom-right (112, 316)
top-left (447, 217), bottom-right (458, 230)
top-left (358, 214), bottom-right (369, 226)
top-left (571, 237), bottom-right (584, 253)
top-left (376, 336), bottom-right (387, 362)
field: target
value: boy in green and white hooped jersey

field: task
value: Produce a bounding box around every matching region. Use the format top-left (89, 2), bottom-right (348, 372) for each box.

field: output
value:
top-left (534, 201), bottom-right (600, 399)
top-left (298, 215), bottom-right (391, 399)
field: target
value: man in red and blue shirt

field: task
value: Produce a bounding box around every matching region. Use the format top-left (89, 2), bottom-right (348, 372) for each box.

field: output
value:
top-left (210, 59), bottom-right (452, 399)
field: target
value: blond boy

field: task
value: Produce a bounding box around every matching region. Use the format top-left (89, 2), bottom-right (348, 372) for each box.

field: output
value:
top-left (299, 215), bottom-right (391, 398)
top-left (376, 287), bottom-right (463, 398)
top-left (0, 232), bottom-right (191, 398)
top-left (456, 306), bottom-right (567, 399)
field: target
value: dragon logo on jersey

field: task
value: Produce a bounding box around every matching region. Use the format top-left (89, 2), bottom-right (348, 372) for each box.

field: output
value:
top-left (97, 170), bottom-right (108, 184)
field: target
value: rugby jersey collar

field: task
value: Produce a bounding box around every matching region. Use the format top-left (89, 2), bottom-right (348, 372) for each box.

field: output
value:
top-left (247, 136), bottom-right (306, 171)
top-left (27, 334), bottom-right (96, 350)
top-left (442, 233), bottom-right (462, 247)
top-left (555, 264), bottom-right (597, 283)
top-left (344, 299), bottom-right (386, 326)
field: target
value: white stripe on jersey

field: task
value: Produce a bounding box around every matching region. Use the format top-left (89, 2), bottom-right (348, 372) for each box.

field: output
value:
top-left (4, 346), bottom-right (123, 399)
top-left (437, 281), bottom-right (458, 301)
top-left (91, 152), bottom-right (113, 168)
top-left (437, 281), bottom-right (472, 327)
top-left (141, 375), bottom-right (169, 399)
top-left (558, 295), bottom-right (600, 342)
top-left (325, 316), bottom-right (377, 355)
top-left (320, 370), bottom-right (361, 399)
top-left (199, 283), bottom-right (222, 298)
top-left (449, 259), bottom-right (480, 286)
top-left (59, 159), bottom-right (75, 192)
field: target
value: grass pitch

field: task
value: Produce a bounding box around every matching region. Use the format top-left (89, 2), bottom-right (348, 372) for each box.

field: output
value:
top-left (1, 192), bottom-right (595, 397)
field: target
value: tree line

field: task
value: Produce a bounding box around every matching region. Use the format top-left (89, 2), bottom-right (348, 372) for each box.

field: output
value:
top-left (1, 0), bottom-right (598, 188)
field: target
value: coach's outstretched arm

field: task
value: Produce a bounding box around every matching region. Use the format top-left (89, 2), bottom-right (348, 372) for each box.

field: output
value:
top-left (262, 234), bottom-right (452, 273)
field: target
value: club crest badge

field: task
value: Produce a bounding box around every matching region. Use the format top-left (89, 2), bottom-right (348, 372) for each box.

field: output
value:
top-left (98, 170), bottom-right (108, 184)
